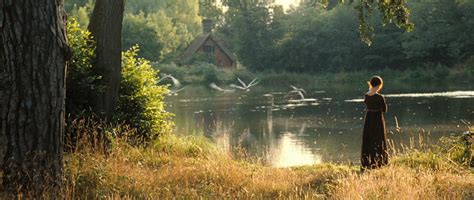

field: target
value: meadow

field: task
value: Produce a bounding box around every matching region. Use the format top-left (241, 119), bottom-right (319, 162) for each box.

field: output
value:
top-left (58, 118), bottom-right (474, 199)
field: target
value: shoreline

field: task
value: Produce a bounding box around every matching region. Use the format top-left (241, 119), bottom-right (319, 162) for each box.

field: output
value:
top-left (154, 63), bottom-right (474, 88)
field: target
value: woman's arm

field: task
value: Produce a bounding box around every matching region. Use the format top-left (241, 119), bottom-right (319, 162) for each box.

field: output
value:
top-left (381, 95), bottom-right (388, 113)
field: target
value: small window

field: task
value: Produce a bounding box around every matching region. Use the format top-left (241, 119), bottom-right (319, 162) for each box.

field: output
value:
top-left (203, 45), bottom-right (215, 54)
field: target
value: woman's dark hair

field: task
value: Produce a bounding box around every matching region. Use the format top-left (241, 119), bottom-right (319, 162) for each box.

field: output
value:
top-left (369, 76), bottom-right (383, 87)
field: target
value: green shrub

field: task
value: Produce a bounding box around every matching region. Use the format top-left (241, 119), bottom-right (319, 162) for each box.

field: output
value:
top-left (392, 134), bottom-right (474, 170)
top-left (194, 63), bottom-right (219, 83)
top-left (391, 151), bottom-right (449, 170)
top-left (436, 135), bottom-right (473, 166)
top-left (153, 134), bottom-right (218, 157)
top-left (66, 18), bottom-right (100, 116)
top-left (66, 19), bottom-right (173, 139)
top-left (151, 63), bottom-right (188, 83)
top-left (464, 56), bottom-right (474, 79)
top-left (432, 64), bottom-right (450, 81)
top-left (117, 46), bottom-right (174, 138)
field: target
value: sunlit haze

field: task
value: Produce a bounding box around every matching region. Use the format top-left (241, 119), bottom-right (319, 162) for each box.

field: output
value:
top-left (275, 0), bottom-right (299, 10)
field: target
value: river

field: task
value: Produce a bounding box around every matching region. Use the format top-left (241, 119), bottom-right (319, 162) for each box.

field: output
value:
top-left (166, 82), bottom-right (474, 167)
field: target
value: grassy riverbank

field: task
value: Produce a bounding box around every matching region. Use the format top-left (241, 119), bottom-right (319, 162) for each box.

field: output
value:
top-left (60, 126), bottom-right (474, 199)
top-left (154, 62), bottom-right (474, 88)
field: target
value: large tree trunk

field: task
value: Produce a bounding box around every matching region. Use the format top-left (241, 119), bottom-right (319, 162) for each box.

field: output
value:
top-left (88, 0), bottom-right (124, 119)
top-left (0, 0), bottom-right (70, 195)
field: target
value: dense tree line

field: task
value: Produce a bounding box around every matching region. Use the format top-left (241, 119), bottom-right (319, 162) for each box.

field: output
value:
top-left (220, 0), bottom-right (474, 72)
top-left (66, 0), bottom-right (474, 73)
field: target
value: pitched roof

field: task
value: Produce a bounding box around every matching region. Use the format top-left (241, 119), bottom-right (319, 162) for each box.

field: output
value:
top-left (178, 33), bottom-right (237, 64)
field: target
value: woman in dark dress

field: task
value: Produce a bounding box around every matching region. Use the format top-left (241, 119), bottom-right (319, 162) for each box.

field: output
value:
top-left (361, 76), bottom-right (388, 170)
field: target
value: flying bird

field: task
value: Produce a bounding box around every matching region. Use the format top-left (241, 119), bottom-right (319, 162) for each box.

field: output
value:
top-left (229, 77), bottom-right (260, 91)
top-left (209, 83), bottom-right (235, 93)
top-left (168, 87), bottom-right (186, 96)
top-left (290, 85), bottom-right (307, 95)
top-left (285, 85), bottom-right (306, 99)
top-left (286, 85), bottom-right (316, 103)
top-left (158, 74), bottom-right (181, 88)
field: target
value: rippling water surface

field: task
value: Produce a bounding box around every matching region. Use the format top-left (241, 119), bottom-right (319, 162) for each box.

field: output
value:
top-left (166, 83), bottom-right (474, 167)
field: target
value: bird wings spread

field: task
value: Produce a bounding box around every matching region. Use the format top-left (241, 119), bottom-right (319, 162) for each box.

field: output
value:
top-left (210, 83), bottom-right (234, 93)
top-left (247, 78), bottom-right (260, 88)
top-left (237, 77), bottom-right (247, 87)
top-left (229, 84), bottom-right (246, 90)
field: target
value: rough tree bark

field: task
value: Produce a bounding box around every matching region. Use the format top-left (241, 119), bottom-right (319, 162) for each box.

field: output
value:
top-left (88, 0), bottom-right (125, 119)
top-left (0, 0), bottom-right (70, 195)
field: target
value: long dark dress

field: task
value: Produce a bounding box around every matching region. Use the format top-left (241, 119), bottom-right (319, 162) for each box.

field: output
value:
top-left (361, 93), bottom-right (388, 170)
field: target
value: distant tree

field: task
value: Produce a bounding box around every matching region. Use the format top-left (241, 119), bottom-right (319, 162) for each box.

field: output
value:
top-left (199, 0), bottom-right (225, 26)
top-left (402, 0), bottom-right (473, 66)
top-left (122, 0), bottom-right (202, 62)
top-left (64, 0), bottom-right (89, 11)
top-left (88, 0), bottom-right (125, 118)
top-left (278, 4), bottom-right (363, 72)
top-left (219, 0), bottom-right (276, 71)
top-left (125, 0), bottom-right (167, 14)
top-left (300, 0), bottom-right (413, 45)
top-left (66, 0), bottom-right (94, 28)
top-left (457, 0), bottom-right (474, 59)
top-left (0, 0), bottom-right (70, 195)
top-left (122, 12), bottom-right (164, 61)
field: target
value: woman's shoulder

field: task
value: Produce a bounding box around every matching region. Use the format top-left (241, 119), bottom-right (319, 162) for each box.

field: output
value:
top-left (364, 92), bottom-right (380, 97)
top-left (376, 93), bottom-right (386, 102)
top-left (365, 93), bottom-right (384, 99)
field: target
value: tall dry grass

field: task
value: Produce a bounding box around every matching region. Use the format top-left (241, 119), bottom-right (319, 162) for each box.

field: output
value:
top-left (332, 165), bottom-right (473, 199)
top-left (11, 118), bottom-right (471, 199)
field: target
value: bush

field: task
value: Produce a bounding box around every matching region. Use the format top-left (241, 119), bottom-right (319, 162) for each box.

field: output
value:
top-left (391, 134), bottom-right (474, 170)
top-left (66, 19), bottom-right (172, 139)
top-left (432, 64), bottom-right (450, 81)
top-left (436, 134), bottom-right (473, 166)
top-left (463, 56), bottom-right (474, 79)
top-left (391, 151), bottom-right (449, 170)
top-left (66, 18), bottom-right (100, 116)
top-left (117, 46), bottom-right (174, 138)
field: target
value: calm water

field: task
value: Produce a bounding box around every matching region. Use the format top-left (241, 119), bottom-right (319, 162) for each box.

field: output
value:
top-left (166, 82), bottom-right (474, 167)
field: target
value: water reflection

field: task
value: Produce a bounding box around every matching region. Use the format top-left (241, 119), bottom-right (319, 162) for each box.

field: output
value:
top-left (385, 91), bottom-right (474, 98)
top-left (345, 90), bottom-right (474, 102)
top-left (167, 86), bottom-right (474, 167)
top-left (268, 132), bottom-right (322, 167)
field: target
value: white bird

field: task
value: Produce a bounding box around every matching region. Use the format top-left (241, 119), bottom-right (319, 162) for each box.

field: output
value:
top-left (290, 85), bottom-right (307, 95)
top-left (298, 122), bottom-right (309, 136)
top-left (286, 85), bottom-right (317, 103)
top-left (158, 74), bottom-right (181, 88)
top-left (286, 90), bottom-right (305, 100)
top-left (209, 83), bottom-right (235, 93)
top-left (286, 86), bottom-right (306, 99)
top-left (168, 87), bottom-right (186, 96)
top-left (229, 77), bottom-right (260, 91)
